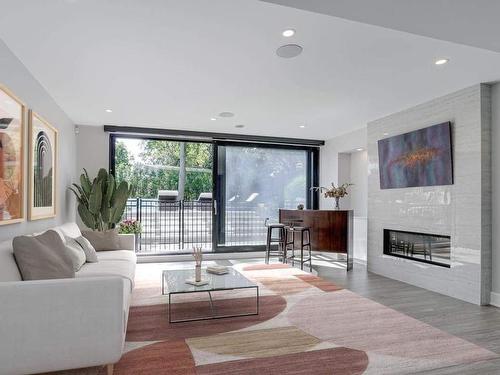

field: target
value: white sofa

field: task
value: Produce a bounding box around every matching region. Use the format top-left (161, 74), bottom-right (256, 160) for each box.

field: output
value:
top-left (0, 223), bottom-right (137, 375)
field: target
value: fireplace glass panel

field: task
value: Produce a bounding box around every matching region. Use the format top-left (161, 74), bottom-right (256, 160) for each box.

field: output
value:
top-left (384, 229), bottom-right (451, 267)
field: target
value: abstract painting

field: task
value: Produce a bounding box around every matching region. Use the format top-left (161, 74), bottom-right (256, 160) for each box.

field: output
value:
top-left (0, 85), bottom-right (25, 225)
top-left (378, 122), bottom-right (453, 189)
top-left (29, 110), bottom-right (57, 220)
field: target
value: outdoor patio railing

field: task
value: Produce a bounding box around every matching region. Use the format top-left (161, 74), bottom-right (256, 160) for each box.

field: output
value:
top-left (123, 198), bottom-right (269, 254)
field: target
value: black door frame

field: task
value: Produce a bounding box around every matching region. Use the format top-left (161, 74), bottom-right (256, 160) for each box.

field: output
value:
top-left (109, 133), bottom-right (320, 254)
top-left (212, 140), bottom-right (319, 253)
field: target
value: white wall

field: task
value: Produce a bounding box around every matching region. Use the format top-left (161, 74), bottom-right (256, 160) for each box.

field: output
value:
top-left (348, 150), bottom-right (368, 261)
top-left (76, 125), bottom-right (109, 177)
top-left (337, 153), bottom-right (351, 209)
top-left (349, 150), bottom-right (368, 217)
top-left (320, 127), bottom-right (368, 261)
top-left (320, 127), bottom-right (367, 210)
top-left (0, 39), bottom-right (77, 241)
top-left (491, 82), bottom-right (500, 305)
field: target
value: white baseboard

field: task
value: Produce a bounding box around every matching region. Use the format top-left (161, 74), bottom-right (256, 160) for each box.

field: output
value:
top-left (490, 291), bottom-right (500, 307)
top-left (354, 258), bottom-right (367, 266)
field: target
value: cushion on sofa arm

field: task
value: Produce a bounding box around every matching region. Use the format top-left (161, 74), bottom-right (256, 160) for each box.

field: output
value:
top-left (13, 230), bottom-right (75, 280)
top-left (74, 235), bottom-right (99, 262)
top-left (82, 230), bottom-right (121, 251)
top-left (63, 236), bottom-right (87, 271)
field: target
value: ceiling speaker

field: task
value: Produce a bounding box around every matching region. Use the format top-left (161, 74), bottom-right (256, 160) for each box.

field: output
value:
top-left (276, 44), bottom-right (303, 58)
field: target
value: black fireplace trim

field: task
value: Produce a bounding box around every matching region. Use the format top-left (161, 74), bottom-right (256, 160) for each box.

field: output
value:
top-left (383, 229), bottom-right (451, 268)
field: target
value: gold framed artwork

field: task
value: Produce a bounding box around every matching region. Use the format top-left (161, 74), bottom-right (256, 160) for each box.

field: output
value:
top-left (29, 110), bottom-right (57, 220)
top-left (0, 85), bottom-right (25, 225)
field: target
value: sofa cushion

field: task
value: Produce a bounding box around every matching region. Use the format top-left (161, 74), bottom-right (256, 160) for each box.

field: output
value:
top-left (96, 250), bottom-right (137, 263)
top-left (76, 259), bottom-right (135, 289)
top-left (55, 222), bottom-right (82, 239)
top-left (82, 230), bottom-right (121, 251)
top-left (0, 240), bottom-right (22, 282)
top-left (13, 230), bottom-right (75, 280)
top-left (73, 236), bottom-right (99, 263)
top-left (64, 236), bottom-right (87, 271)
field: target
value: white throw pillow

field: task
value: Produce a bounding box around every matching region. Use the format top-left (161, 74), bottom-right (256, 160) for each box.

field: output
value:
top-left (64, 236), bottom-right (87, 271)
top-left (73, 236), bottom-right (99, 263)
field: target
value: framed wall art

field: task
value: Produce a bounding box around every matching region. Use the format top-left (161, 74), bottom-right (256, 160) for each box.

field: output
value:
top-left (29, 110), bottom-right (57, 220)
top-left (0, 85), bottom-right (25, 225)
top-left (378, 122), bottom-right (453, 189)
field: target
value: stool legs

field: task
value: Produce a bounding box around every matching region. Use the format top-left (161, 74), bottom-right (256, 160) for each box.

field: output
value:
top-left (304, 229), bottom-right (312, 272)
top-left (285, 227), bottom-right (312, 272)
top-left (300, 231), bottom-right (304, 271)
top-left (300, 229), bottom-right (312, 271)
top-left (265, 226), bottom-right (271, 264)
top-left (266, 225), bottom-right (286, 264)
top-left (279, 227), bottom-right (286, 262)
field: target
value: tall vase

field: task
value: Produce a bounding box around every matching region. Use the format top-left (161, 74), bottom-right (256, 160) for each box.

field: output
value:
top-left (334, 197), bottom-right (340, 210)
top-left (195, 264), bottom-right (202, 282)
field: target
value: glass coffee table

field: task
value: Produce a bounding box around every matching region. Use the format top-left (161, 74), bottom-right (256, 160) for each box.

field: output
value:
top-left (162, 267), bottom-right (259, 323)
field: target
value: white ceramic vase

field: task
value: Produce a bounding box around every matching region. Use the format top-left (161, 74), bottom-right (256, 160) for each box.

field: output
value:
top-left (195, 264), bottom-right (202, 282)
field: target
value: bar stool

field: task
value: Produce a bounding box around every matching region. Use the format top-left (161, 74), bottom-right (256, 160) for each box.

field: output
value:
top-left (285, 225), bottom-right (312, 272)
top-left (265, 220), bottom-right (287, 264)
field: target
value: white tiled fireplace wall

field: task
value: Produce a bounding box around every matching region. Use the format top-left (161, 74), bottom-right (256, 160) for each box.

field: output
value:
top-left (367, 84), bottom-right (491, 305)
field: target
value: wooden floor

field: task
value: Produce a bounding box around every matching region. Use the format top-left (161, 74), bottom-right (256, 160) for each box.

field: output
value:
top-left (300, 257), bottom-right (500, 374)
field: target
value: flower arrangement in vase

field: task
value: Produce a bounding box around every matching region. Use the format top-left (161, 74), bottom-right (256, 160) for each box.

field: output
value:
top-left (311, 183), bottom-right (353, 210)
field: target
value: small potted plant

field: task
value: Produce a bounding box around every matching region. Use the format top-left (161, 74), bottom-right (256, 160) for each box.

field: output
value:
top-left (311, 183), bottom-right (353, 210)
top-left (119, 219), bottom-right (142, 251)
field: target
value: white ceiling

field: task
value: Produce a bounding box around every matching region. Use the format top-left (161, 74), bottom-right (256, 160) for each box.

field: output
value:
top-left (0, 0), bottom-right (499, 140)
top-left (263, 0), bottom-right (500, 53)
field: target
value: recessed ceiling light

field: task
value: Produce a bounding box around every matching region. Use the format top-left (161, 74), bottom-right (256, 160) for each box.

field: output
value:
top-left (282, 29), bottom-right (295, 37)
top-left (435, 58), bottom-right (449, 65)
top-left (356, 148), bottom-right (364, 151)
top-left (235, 124), bottom-right (245, 128)
top-left (299, 125), bottom-right (305, 128)
top-left (276, 44), bottom-right (303, 58)
top-left (219, 112), bottom-right (235, 118)
top-left (105, 109), bottom-right (113, 113)
top-left (210, 117), bottom-right (217, 121)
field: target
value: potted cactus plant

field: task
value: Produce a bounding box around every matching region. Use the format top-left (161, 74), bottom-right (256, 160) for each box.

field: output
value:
top-left (69, 168), bottom-right (134, 231)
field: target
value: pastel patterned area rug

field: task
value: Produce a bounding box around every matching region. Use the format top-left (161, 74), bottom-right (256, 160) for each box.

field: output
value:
top-left (95, 263), bottom-right (497, 374)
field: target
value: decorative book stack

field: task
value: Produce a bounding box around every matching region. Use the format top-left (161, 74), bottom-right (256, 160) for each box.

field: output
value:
top-left (207, 265), bottom-right (229, 275)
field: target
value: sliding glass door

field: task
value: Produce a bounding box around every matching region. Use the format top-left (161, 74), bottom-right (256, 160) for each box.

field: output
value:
top-left (111, 136), bottom-right (318, 254)
top-left (214, 142), bottom-right (318, 252)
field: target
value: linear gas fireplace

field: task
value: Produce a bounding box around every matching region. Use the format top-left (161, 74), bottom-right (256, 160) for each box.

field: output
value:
top-left (384, 229), bottom-right (451, 267)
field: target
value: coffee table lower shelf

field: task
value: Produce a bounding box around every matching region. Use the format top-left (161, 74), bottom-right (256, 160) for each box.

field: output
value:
top-left (165, 286), bottom-right (259, 324)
